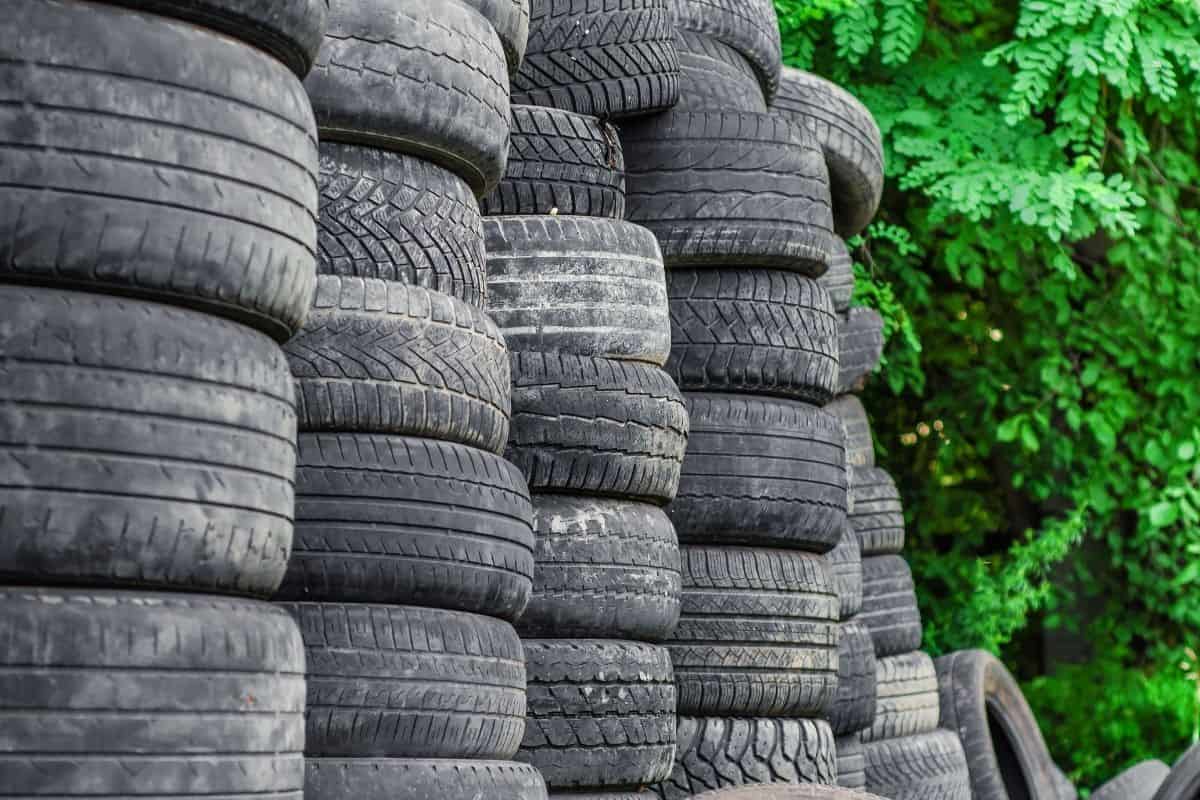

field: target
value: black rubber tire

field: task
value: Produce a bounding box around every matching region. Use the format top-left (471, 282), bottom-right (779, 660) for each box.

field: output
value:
top-left (849, 466), bottom-right (905, 555)
top-left (861, 556), bottom-right (923, 656)
top-left (517, 495), bottom-right (682, 641)
top-left (670, 0), bottom-right (782, 101)
top-left (307, 758), bottom-right (548, 800)
top-left (773, 68), bottom-right (884, 238)
top-left (665, 269), bottom-right (839, 402)
top-left (485, 216), bottom-right (671, 365)
top-left (519, 639), bottom-right (676, 789)
top-left (829, 525), bottom-right (864, 620)
top-left (507, 352), bottom-right (689, 502)
top-left (316, 143), bottom-right (487, 307)
top-left (283, 602), bottom-right (526, 759)
top-left (669, 393), bottom-right (848, 551)
top-left (826, 395), bottom-right (874, 468)
top-left (277, 433), bottom-right (534, 620)
top-left (305, 0), bottom-right (510, 195)
top-left (863, 729), bottom-right (972, 800)
top-left (0, 588), bottom-right (305, 798)
top-left (934, 649), bottom-right (1061, 800)
top-left (0, 286), bottom-right (296, 596)
top-left (1153, 745), bottom-right (1200, 800)
top-left (1093, 761), bottom-right (1168, 800)
top-left (0, 0), bottom-right (318, 341)
top-left (830, 619), bottom-right (877, 737)
top-left (622, 110), bottom-right (835, 274)
top-left (670, 546), bottom-right (839, 717)
top-left (674, 30), bottom-right (767, 112)
top-left (661, 717), bottom-right (838, 799)
top-left (821, 238), bottom-right (856, 313)
top-left (513, 0), bottom-right (680, 118)
top-left (1052, 765), bottom-right (1078, 800)
top-left (838, 307), bottom-right (885, 393)
top-left (551, 794), bottom-right (657, 799)
top-left (862, 651), bottom-right (939, 743)
top-left (692, 787), bottom-right (886, 800)
top-left (837, 733), bottom-right (867, 790)
top-left (480, 105), bottom-right (626, 218)
top-left (285, 276), bottom-right (511, 450)
top-left (465, 0), bottom-right (532, 73)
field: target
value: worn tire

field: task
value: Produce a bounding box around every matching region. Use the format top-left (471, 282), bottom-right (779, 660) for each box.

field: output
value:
top-left (774, 68), bottom-right (884, 238)
top-left (465, 0), bottom-right (532, 73)
top-left (837, 734), bottom-right (867, 790)
top-left (670, 0), bottom-right (782, 101)
top-left (316, 143), bottom-right (487, 307)
top-left (481, 105), bottom-right (625, 218)
top-left (864, 730), bottom-right (971, 800)
top-left (849, 467), bottom-right (905, 555)
top-left (0, 0), bottom-right (318, 341)
top-left (1093, 761), bottom-right (1167, 800)
top-left (0, 588), bottom-right (305, 798)
top-left (665, 269), bottom-right (839, 402)
top-left (838, 307), bottom-right (885, 393)
top-left (831, 620), bottom-right (877, 737)
top-left (623, 111), bottom-right (835, 273)
top-left (862, 652), bottom-right (939, 743)
top-left (827, 395), bottom-right (874, 468)
top-left (519, 640), bottom-right (676, 789)
top-left (674, 30), bottom-right (767, 112)
top-left (860, 556), bottom-right (922, 656)
top-left (518, 495), bottom-right (682, 641)
top-left (821, 238), bottom-right (856, 313)
top-left (513, 0), bottom-right (679, 118)
top-left (829, 525), bottom-right (864, 620)
top-left (277, 433), bottom-right (534, 619)
top-left (1052, 765), bottom-right (1078, 800)
top-left (284, 602), bottom-right (526, 759)
top-left (0, 287), bottom-right (295, 596)
top-left (1153, 745), bottom-right (1200, 800)
top-left (670, 394), bottom-right (848, 550)
top-left (306, 0), bottom-right (509, 194)
top-left (307, 759), bottom-right (547, 800)
top-left (552, 794), bottom-right (657, 799)
top-left (485, 216), bottom-right (670, 364)
top-left (661, 717), bottom-right (838, 799)
top-left (692, 787), bottom-right (886, 800)
top-left (507, 353), bottom-right (688, 502)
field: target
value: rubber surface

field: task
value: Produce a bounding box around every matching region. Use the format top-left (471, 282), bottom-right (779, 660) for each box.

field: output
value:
top-left (849, 466), bottom-right (905, 555)
top-left (827, 395), bottom-right (874, 468)
top-left (674, 30), bottom-right (767, 112)
top-left (864, 729), bottom-right (972, 800)
top-left (1052, 765), bottom-right (1078, 800)
top-left (829, 524), bottom-right (864, 620)
top-left (831, 620), bottom-right (877, 737)
top-left (821, 237), bottom-right (856, 313)
top-left (465, 0), bottom-right (532, 72)
top-left (837, 733), bottom-right (867, 790)
top-left (861, 556), bottom-right (923, 656)
top-left (1093, 760), bottom-right (1167, 800)
top-left (862, 651), bottom-right (939, 743)
top-left (1154, 743), bottom-right (1200, 800)
top-left (838, 307), bottom-right (885, 393)
top-left (307, 758), bottom-right (548, 800)
top-left (670, 0), bottom-right (782, 101)
top-left (692, 787), bottom-right (886, 799)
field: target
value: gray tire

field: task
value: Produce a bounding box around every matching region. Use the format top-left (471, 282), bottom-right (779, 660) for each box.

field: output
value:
top-left (821, 238), bottom-right (856, 312)
top-left (670, 0), bottom-right (782, 101)
top-left (838, 307), bottom-right (885, 393)
top-left (464, 0), bottom-right (532, 73)
top-left (692, 786), bottom-right (887, 800)
top-left (849, 466), bottom-right (905, 555)
top-left (1094, 761), bottom-right (1167, 800)
top-left (827, 395), bottom-right (874, 468)
top-left (861, 556), bottom-right (923, 656)
top-left (307, 759), bottom-right (547, 800)
top-left (862, 651), bottom-right (940, 743)
top-left (674, 30), bottom-right (767, 112)
top-left (837, 733), bottom-right (867, 790)
top-left (864, 730), bottom-right (971, 800)
top-left (829, 525), bottom-right (864, 620)
top-left (830, 620), bottom-right (877, 736)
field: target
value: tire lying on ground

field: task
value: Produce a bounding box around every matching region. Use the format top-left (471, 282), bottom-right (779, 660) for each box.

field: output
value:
top-left (820, 237), bottom-right (856, 313)
top-left (848, 466), bottom-right (906, 555)
top-left (670, 0), bottom-right (783, 101)
top-left (860, 556), bottom-right (923, 657)
top-left (864, 729), bottom-right (971, 800)
top-left (828, 524), bottom-right (864, 619)
top-left (830, 619), bottom-right (877, 736)
top-left (0, 287), bottom-right (295, 596)
top-left (674, 30), bottom-right (767, 112)
top-left (0, 0), bottom-right (318, 341)
top-left (838, 307), bottom-right (885, 393)
top-left (826, 395), bottom-right (874, 468)
top-left (1092, 760), bottom-right (1167, 800)
top-left (837, 733), bottom-right (867, 790)
top-left (861, 651), bottom-right (940, 743)
top-left (307, 759), bottom-right (547, 800)
top-left (464, 0), bottom-right (532, 74)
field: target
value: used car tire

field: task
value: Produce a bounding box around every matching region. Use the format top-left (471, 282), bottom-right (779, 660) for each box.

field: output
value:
top-left (860, 556), bottom-right (923, 657)
top-left (670, 0), bottom-right (782, 101)
top-left (838, 307), bottom-right (885, 393)
top-left (864, 729), bottom-right (971, 800)
top-left (1153, 744), bottom-right (1200, 800)
top-left (1093, 760), bottom-right (1167, 800)
top-left (831, 619), bottom-right (877, 736)
top-left (306, 759), bottom-right (547, 800)
top-left (827, 395), bottom-right (874, 468)
top-left (674, 30), bottom-right (767, 112)
top-left (849, 466), bottom-right (905, 555)
top-left (829, 524), bottom-right (864, 620)
top-left (861, 651), bottom-right (940, 743)
top-left (692, 786), bottom-right (887, 799)
top-left (838, 733), bottom-right (867, 790)
top-left (465, 0), bottom-right (532, 73)
top-left (820, 238), bottom-right (856, 313)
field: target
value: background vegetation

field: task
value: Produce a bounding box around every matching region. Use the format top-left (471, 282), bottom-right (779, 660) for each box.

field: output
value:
top-left (774, 0), bottom-right (1200, 787)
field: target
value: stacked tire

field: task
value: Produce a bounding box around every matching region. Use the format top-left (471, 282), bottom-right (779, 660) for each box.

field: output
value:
top-left (273, 4), bottom-right (549, 798)
top-left (0, 1), bottom-right (325, 796)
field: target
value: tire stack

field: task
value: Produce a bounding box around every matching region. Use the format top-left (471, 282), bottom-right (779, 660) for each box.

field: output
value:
top-left (0, 1), bottom-right (325, 797)
top-left (481, 3), bottom-right (686, 799)
top-left (273, 4), bottom-right (549, 799)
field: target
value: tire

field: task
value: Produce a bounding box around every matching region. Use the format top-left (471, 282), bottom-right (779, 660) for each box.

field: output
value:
top-left (1093, 761), bottom-right (1167, 800)
top-left (670, 0), bottom-right (782, 101)
top-left (1153, 745), bottom-right (1200, 800)
top-left (507, 352), bottom-right (689, 502)
top-left (861, 556), bottom-right (923, 656)
top-left (837, 734), bottom-right (867, 790)
top-left (276, 433), bottom-right (534, 620)
top-left (821, 238), bottom-right (856, 313)
top-left (665, 269), bottom-right (839, 403)
top-left (551, 794), bottom-right (657, 799)
top-left (283, 602), bottom-right (526, 759)
top-left (485, 216), bottom-right (670, 365)
top-left (863, 730), bottom-right (971, 800)
top-left (838, 307), bottom-right (885, 393)
top-left (661, 717), bottom-right (838, 799)
top-left (670, 393), bottom-right (848, 551)
top-left (934, 649), bottom-right (1061, 800)
top-left (517, 495), bottom-right (682, 641)
top-left (830, 620), bottom-right (877, 736)
top-left (306, 0), bottom-right (510, 194)
top-left (849, 466), bottom-right (905, 555)
top-left (692, 787), bottom-right (887, 800)
top-left (513, 0), bottom-right (680, 118)
top-left (0, 0), bottom-right (318, 341)
top-left (826, 395), bottom-right (874, 468)
top-left (464, 0), bottom-right (532, 73)
top-left (316, 143), bottom-right (487, 307)
top-left (674, 30), bottom-right (767, 113)
top-left (0, 588), bottom-right (305, 798)
top-left (670, 546), bottom-right (839, 717)
top-left (306, 759), bottom-right (548, 800)
top-left (622, 111), bottom-right (835, 274)
top-left (0, 286), bottom-right (295, 596)
top-left (773, 68), bottom-right (884, 238)
top-left (862, 651), bottom-right (939, 743)
top-left (1052, 764), bottom-right (1078, 800)
top-left (519, 640), bottom-right (676, 789)
top-left (480, 105), bottom-right (626, 218)
top-left (828, 525), bottom-right (864, 620)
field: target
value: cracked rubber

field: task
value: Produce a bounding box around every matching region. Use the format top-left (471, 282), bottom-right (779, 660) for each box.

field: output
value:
top-left (827, 395), bottom-right (874, 468)
top-left (307, 758), bottom-right (548, 800)
top-left (838, 733), bottom-right (867, 790)
top-left (831, 619), bottom-right (877, 737)
top-left (674, 30), bottom-right (766, 112)
top-left (669, 0), bottom-right (782, 101)
top-left (864, 729), bottom-right (971, 800)
top-left (849, 466), bottom-right (905, 555)
top-left (861, 556), bottom-right (923, 657)
top-left (862, 651), bottom-right (939, 743)
top-left (828, 524), bottom-right (863, 620)
top-left (1093, 760), bottom-right (1167, 800)
top-left (821, 238), bottom-right (856, 313)
top-left (465, 0), bottom-right (532, 73)
top-left (838, 307), bottom-right (885, 393)
top-left (518, 639), bottom-right (676, 789)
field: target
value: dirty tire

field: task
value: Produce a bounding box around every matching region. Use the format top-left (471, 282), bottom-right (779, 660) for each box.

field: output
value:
top-left (1051, 765), bottom-right (1078, 800)
top-left (692, 787), bottom-right (887, 800)
top-left (774, 68), bottom-right (884, 238)
top-left (934, 649), bottom-right (1061, 800)
top-left (837, 734), bottom-right (867, 790)
top-left (284, 602), bottom-right (526, 759)
top-left (670, 546), bottom-right (840, 717)
top-left (623, 111), bottom-right (835, 273)
top-left (820, 238), bottom-right (856, 313)
top-left (1093, 760), bottom-right (1167, 800)
top-left (305, 0), bottom-right (510, 194)
top-left (830, 620), bottom-right (877, 737)
top-left (670, 0), bottom-right (782, 101)
top-left (507, 352), bottom-right (688, 502)
top-left (465, 0), bottom-right (532, 73)
top-left (551, 794), bottom-right (657, 800)
top-left (0, 588), bottom-right (305, 798)
top-left (674, 30), bottom-right (767, 112)
top-left (0, 0), bottom-right (318, 341)
top-left (481, 105), bottom-right (626, 218)
top-left (316, 143), bottom-right (487, 307)
top-left (661, 717), bottom-right (838, 799)
top-left (513, 0), bottom-right (680, 118)
top-left (828, 525), bottom-right (864, 620)
top-left (670, 393), bottom-right (848, 550)
top-left (518, 495), bottom-right (682, 641)
top-left (485, 216), bottom-right (670, 364)
top-left (1153, 744), bottom-right (1200, 800)
top-left (826, 395), bottom-right (874, 469)
top-left (862, 652), bottom-right (939, 743)
top-left (306, 758), bottom-right (548, 800)
top-left (864, 730), bottom-right (971, 800)
top-left (838, 307), bottom-right (885, 393)
top-left (277, 433), bottom-right (534, 620)
top-left (0, 287), bottom-right (295, 596)
top-left (848, 467), bottom-right (905, 555)
top-left (860, 556), bottom-right (923, 656)
top-left (519, 639), bottom-right (676, 789)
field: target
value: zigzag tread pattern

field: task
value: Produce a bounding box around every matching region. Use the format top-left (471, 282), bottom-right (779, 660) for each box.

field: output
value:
top-left (863, 729), bottom-right (972, 800)
top-left (670, 0), bottom-right (783, 99)
top-left (820, 237), bottom-right (856, 312)
top-left (862, 651), bottom-right (940, 743)
top-left (827, 525), bottom-right (863, 619)
top-left (830, 619), bottom-right (877, 736)
top-left (674, 30), bottom-right (766, 112)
